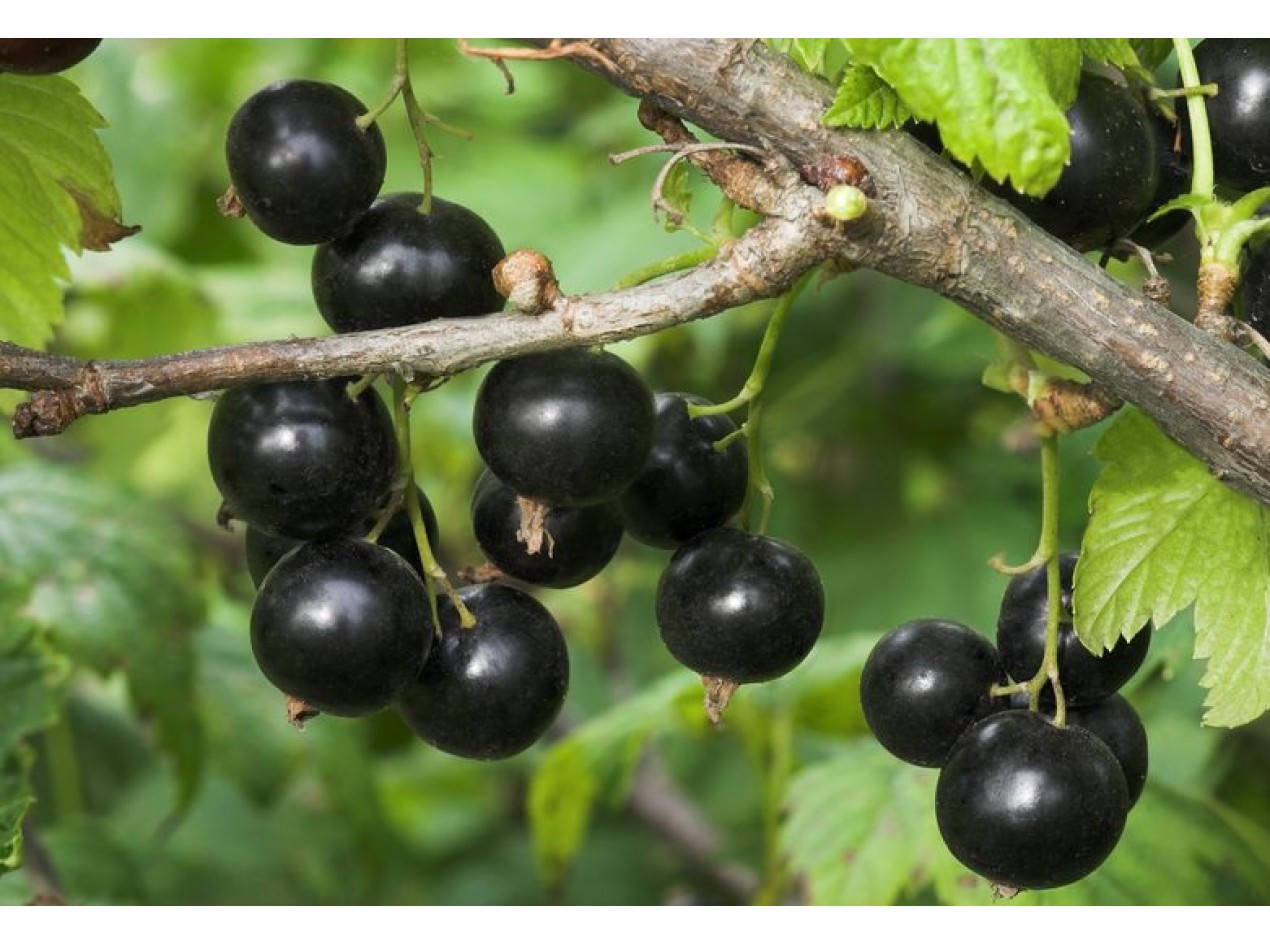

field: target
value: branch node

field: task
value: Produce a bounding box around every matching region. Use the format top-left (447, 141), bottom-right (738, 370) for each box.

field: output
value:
top-left (1030, 380), bottom-right (1124, 434)
top-left (494, 249), bottom-right (562, 315)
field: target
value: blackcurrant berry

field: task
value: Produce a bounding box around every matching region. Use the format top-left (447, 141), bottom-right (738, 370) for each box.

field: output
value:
top-left (860, 619), bottom-right (1007, 768)
top-left (1000, 73), bottom-right (1159, 251)
top-left (208, 379), bottom-right (396, 541)
top-left (936, 710), bottom-right (1129, 889)
top-left (473, 348), bottom-right (655, 507)
top-left (312, 193), bottom-right (505, 332)
top-left (0, 38), bottom-right (100, 74)
top-left (471, 468), bottom-right (622, 589)
top-left (619, 392), bottom-right (748, 549)
top-left (397, 583), bottom-right (569, 759)
top-left (1181, 40), bottom-right (1270, 191)
top-left (997, 553), bottom-right (1151, 705)
top-left (1066, 694), bottom-right (1148, 807)
top-left (904, 120), bottom-right (942, 153)
top-left (225, 79), bottom-right (386, 245)
top-left (656, 527), bottom-right (824, 684)
top-left (1129, 110), bottom-right (1192, 250)
top-left (244, 486), bottom-right (439, 587)
top-left (1238, 238), bottom-right (1270, 337)
top-left (251, 538), bottom-right (430, 716)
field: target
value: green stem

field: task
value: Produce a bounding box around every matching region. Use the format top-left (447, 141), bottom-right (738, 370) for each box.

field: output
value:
top-left (390, 376), bottom-right (474, 631)
top-left (614, 245), bottom-right (716, 289)
top-left (745, 403), bottom-right (774, 534)
top-left (45, 715), bottom-right (83, 820)
top-left (356, 39), bottom-right (410, 130)
top-left (688, 272), bottom-right (813, 419)
top-left (991, 436), bottom-right (1065, 723)
top-left (1174, 38), bottom-right (1215, 202)
top-left (346, 373), bottom-right (379, 401)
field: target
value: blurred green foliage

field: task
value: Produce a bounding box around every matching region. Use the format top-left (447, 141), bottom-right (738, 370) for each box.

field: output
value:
top-left (0, 38), bottom-right (1265, 905)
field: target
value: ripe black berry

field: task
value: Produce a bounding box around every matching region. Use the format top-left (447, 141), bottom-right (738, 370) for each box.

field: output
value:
top-left (997, 553), bottom-right (1151, 705)
top-left (244, 486), bottom-right (439, 587)
top-left (1066, 694), bottom-right (1148, 807)
top-left (1238, 238), bottom-right (1270, 337)
top-left (936, 710), bottom-right (1129, 889)
top-left (860, 619), bottom-right (1006, 767)
top-left (251, 539), bottom-right (430, 716)
top-left (1181, 40), bottom-right (1270, 191)
top-left (312, 193), bottom-right (505, 332)
top-left (473, 348), bottom-right (655, 507)
top-left (656, 527), bottom-right (824, 683)
top-left (471, 468), bottom-right (622, 589)
top-left (619, 392), bottom-right (748, 549)
top-left (208, 379), bottom-right (396, 541)
top-left (1001, 73), bottom-right (1159, 251)
top-left (1129, 110), bottom-right (1192, 250)
top-left (397, 583), bottom-right (569, 759)
top-left (0, 39), bottom-right (100, 74)
top-left (226, 80), bottom-right (386, 245)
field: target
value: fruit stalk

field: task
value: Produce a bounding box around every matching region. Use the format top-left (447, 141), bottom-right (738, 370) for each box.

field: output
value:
top-left (1174, 39), bottom-right (1215, 202)
top-left (1036, 434), bottom-right (1066, 725)
top-left (390, 375), bottom-right (475, 629)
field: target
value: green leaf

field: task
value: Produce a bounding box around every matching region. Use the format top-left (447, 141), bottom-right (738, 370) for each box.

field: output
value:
top-left (527, 672), bottom-right (699, 886)
top-left (1131, 39), bottom-right (1175, 71)
top-left (657, 161), bottom-right (694, 234)
top-left (782, 737), bottom-right (1270, 904)
top-left (841, 39), bottom-right (1080, 195)
top-left (1079, 39), bottom-right (1142, 71)
top-left (1149, 192), bottom-right (1208, 221)
top-left (1075, 409), bottom-right (1270, 726)
top-left (824, 64), bottom-right (912, 130)
top-left (0, 464), bottom-right (206, 814)
top-left (0, 75), bottom-right (133, 349)
top-left (767, 39), bottom-right (845, 79)
top-left (0, 575), bottom-right (70, 874)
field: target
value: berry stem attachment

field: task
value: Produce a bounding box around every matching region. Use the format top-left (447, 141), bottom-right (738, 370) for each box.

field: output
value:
top-left (390, 375), bottom-right (475, 630)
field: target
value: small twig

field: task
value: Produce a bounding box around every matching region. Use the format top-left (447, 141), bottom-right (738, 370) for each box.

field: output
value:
top-left (457, 38), bottom-right (618, 74)
top-left (610, 141), bottom-right (769, 228)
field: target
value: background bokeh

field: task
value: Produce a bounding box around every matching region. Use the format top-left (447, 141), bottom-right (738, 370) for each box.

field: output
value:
top-left (0, 38), bottom-right (1265, 905)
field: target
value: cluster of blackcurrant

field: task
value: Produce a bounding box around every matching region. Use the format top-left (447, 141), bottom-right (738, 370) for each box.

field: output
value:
top-left (0, 38), bottom-right (101, 74)
top-left (860, 553), bottom-right (1152, 891)
top-left (209, 70), bottom-right (825, 760)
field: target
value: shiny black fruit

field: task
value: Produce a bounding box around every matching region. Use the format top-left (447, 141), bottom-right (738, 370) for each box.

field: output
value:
top-left (226, 79), bottom-right (386, 244)
top-left (1238, 238), bottom-right (1270, 336)
top-left (0, 39), bottom-right (100, 74)
top-left (1182, 40), bottom-right (1270, 191)
top-left (251, 539), bottom-right (430, 716)
top-left (313, 193), bottom-right (505, 332)
top-left (1129, 110), bottom-right (1192, 249)
top-left (936, 710), bottom-right (1129, 889)
top-left (619, 392), bottom-right (748, 549)
top-left (656, 527), bottom-right (824, 683)
top-left (861, 619), bottom-right (1007, 767)
top-left (473, 348), bottom-right (655, 507)
top-left (997, 553), bottom-right (1151, 705)
top-left (471, 468), bottom-right (622, 589)
top-left (1066, 694), bottom-right (1148, 807)
top-left (397, 583), bottom-right (569, 759)
top-left (208, 379), bottom-right (396, 541)
top-left (244, 486), bottom-right (439, 587)
top-left (1002, 73), bottom-right (1159, 251)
